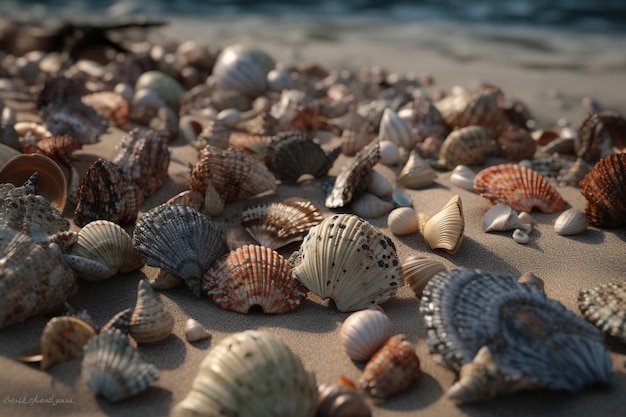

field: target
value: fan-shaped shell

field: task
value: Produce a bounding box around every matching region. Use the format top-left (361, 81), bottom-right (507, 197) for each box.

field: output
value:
top-left (291, 214), bottom-right (403, 312)
top-left (40, 316), bottom-right (96, 370)
top-left (437, 126), bottom-right (492, 170)
top-left (201, 244), bottom-right (308, 314)
top-left (423, 195), bottom-right (464, 254)
top-left (351, 192), bottom-right (394, 219)
top-left (129, 280), bottom-right (175, 344)
top-left (340, 308), bottom-right (393, 361)
top-left (172, 330), bottom-right (317, 417)
top-left (212, 44), bottom-right (273, 97)
top-left (554, 208), bottom-right (589, 235)
top-left (241, 198), bottom-right (323, 250)
top-left (579, 153), bottom-right (626, 228)
top-left (474, 163), bottom-right (566, 213)
top-left (388, 207), bottom-right (419, 235)
top-left (482, 204), bottom-right (526, 232)
top-left (449, 165), bottom-right (476, 192)
top-left (378, 108), bottom-right (414, 149)
top-left (133, 204), bottom-right (228, 297)
top-left (398, 149), bottom-right (437, 189)
top-left (579, 282), bottom-right (626, 344)
top-left (402, 255), bottom-right (447, 297)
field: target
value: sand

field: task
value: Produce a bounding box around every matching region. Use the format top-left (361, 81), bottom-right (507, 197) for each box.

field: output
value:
top-left (1, 15), bottom-right (625, 417)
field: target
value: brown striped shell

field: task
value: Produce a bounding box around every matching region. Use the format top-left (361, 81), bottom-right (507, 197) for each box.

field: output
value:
top-left (129, 280), bottom-right (175, 344)
top-left (437, 126), bottom-right (492, 169)
top-left (574, 111), bottom-right (614, 163)
top-left (579, 152), bottom-right (626, 228)
top-left (496, 124), bottom-right (536, 161)
top-left (40, 316), bottom-right (96, 370)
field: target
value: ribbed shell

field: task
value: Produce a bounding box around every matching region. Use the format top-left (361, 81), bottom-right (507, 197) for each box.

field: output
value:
top-left (40, 316), bottom-right (97, 370)
top-left (291, 214), bottom-right (403, 312)
top-left (387, 207), bottom-right (420, 236)
top-left (129, 280), bottom-right (175, 344)
top-left (378, 108), bottom-right (414, 149)
top-left (438, 126), bottom-right (492, 170)
top-left (579, 153), bottom-right (626, 228)
top-left (133, 204), bottom-right (228, 297)
top-left (398, 149), bottom-right (437, 189)
top-left (423, 195), bottom-right (465, 254)
top-left (574, 111), bottom-right (614, 163)
top-left (202, 244), bottom-right (308, 314)
top-left (340, 308), bottom-right (393, 361)
top-left (402, 255), bottom-right (447, 297)
top-left (474, 164), bottom-right (566, 213)
top-left (40, 100), bottom-right (109, 145)
top-left (212, 45), bottom-right (271, 97)
top-left (496, 124), bottom-right (536, 161)
top-left (579, 282), bottom-right (626, 344)
top-left (81, 91), bottom-right (130, 127)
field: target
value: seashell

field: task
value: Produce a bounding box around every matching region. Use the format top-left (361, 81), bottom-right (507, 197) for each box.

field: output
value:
top-left (388, 206), bottom-right (419, 236)
top-left (512, 229), bottom-right (530, 244)
top-left (317, 379), bottom-right (372, 417)
top-left (391, 187), bottom-right (413, 207)
top-left (165, 189), bottom-right (204, 212)
top-left (525, 155), bottom-right (563, 178)
top-left (241, 198), bottom-right (323, 250)
top-left (482, 203), bottom-right (526, 232)
top-left (291, 214), bottom-right (403, 312)
top-left (326, 139), bottom-right (380, 208)
top-left (179, 115), bottom-right (206, 146)
top-left (129, 280), bottom-right (175, 344)
top-left (538, 136), bottom-right (575, 156)
top-left (212, 44), bottom-right (274, 97)
top-left (599, 110), bottom-right (626, 153)
top-left (351, 192), bottom-right (394, 219)
top-left (517, 272), bottom-right (545, 292)
top-left (518, 211), bottom-right (535, 226)
top-left (419, 267), bottom-right (612, 403)
top-left (557, 157), bottom-right (591, 187)
top-left (437, 126), bottom-right (492, 170)
top-left (474, 163), bottom-right (566, 213)
top-left (149, 269), bottom-right (185, 290)
top-left (378, 108), bottom-right (414, 149)
top-left (202, 244), bottom-right (308, 314)
top-left (340, 308), bottom-right (393, 362)
top-left (267, 68), bottom-right (293, 92)
top-left (401, 255), bottom-right (447, 297)
top-left (135, 70), bottom-right (185, 109)
top-left (81, 91), bottom-right (130, 127)
top-left (398, 148), bottom-right (437, 189)
top-left (243, 112), bottom-right (279, 137)
top-left (63, 220), bottom-right (145, 281)
top-left (423, 195), bottom-right (464, 254)
top-left (378, 140), bottom-right (400, 166)
top-left (82, 330), bottom-right (160, 402)
top-left (74, 158), bottom-right (144, 227)
top-left (100, 308), bottom-right (132, 335)
top-left (574, 111), bottom-right (613, 163)
top-left (554, 208), bottom-right (589, 235)
top-left (40, 316), bottom-right (96, 370)
top-left (0, 153), bottom-right (68, 211)
top-left (579, 153), bottom-right (626, 228)
top-left (172, 330), bottom-right (317, 417)
top-left (398, 96), bottom-right (448, 144)
top-left (190, 145), bottom-right (276, 203)
top-left (366, 169), bottom-right (393, 198)
top-left (185, 318), bottom-right (211, 343)
top-left (270, 89), bottom-right (319, 136)
top-left (449, 165), bottom-right (476, 192)
top-left (134, 204), bottom-right (228, 297)
top-left (264, 131), bottom-right (341, 184)
top-left (359, 334), bottom-right (421, 399)
top-left (531, 128), bottom-right (561, 146)
top-left (40, 100), bottom-right (109, 146)
top-left (496, 124), bottom-right (536, 161)
top-left (340, 124), bottom-right (372, 156)
top-left (129, 100), bottom-right (179, 142)
top-left (579, 282), bottom-right (626, 344)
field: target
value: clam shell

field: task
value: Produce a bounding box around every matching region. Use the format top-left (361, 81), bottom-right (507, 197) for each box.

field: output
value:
top-left (574, 111), bottom-right (613, 163)
top-left (129, 280), bottom-right (175, 344)
top-left (201, 244), bottom-right (308, 314)
top-left (398, 148), bottom-right (437, 189)
top-left (317, 380), bottom-right (372, 417)
top-left (366, 169), bottom-right (393, 198)
top-left (40, 316), bottom-right (96, 370)
top-left (172, 330), bottom-right (317, 417)
top-left (496, 124), bottom-right (536, 161)
top-left (291, 214), bottom-right (403, 312)
top-left (212, 44), bottom-right (273, 97)
top-left (351, 192), bottom-right (394, 219)
top-left (241, 198), bottom-right (323, 250)
top-left (423, 195), bottom-right (464, 254)
top-left (474, 163), bottom-right (566, 213)
top-left (449, 165), bottom-right (476, 192)
top-left (378, 108), bottom-right (414, 149)
top-left (340, 308), bottom-right (393, 361)
top-left (82, 330), bottom-right (160, 402)
top-left (185, 318), bottom-right (211, 343)
top-left (387, 207), bottom-right (419, 236)
top-left (579, 153), bottom-right (626, 228)
top-left (401, 255), bottom-right (447, 297)
top-left (579, 282), bottom-right (626, 344)
top-left (554, 208), bottom-right (589, 235)
top-left (133, 204), bottom-right (228, 297)
top-left (437, 126), bottom-right (492, 170)
top-left (482, 204), bottom-right (526, 232)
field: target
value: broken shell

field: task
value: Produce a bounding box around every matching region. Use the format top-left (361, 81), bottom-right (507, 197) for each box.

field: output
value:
top-left (351, 192), bottom-right (394, 219)
top-left (212, 44), bottom-right (273, 97)
top-left (340, 308), bottom-right (393, 362)
top-left (437, 126), bottom-right (492, 170)
top-left (379, 108), bottom-right (414, 149)
top-left (129, 280), bottom-right (175, 344)
top-left (512, 229), bottom-right (530, 244)
top-left (398, 149), bottom-right (437, 189)
top-left (291, 214), bottom-right (403, 312)
top-left (185, 318), bottom-right (211, 343)
top-left (317, 380), bottom-right (372, 417)
top-left (40, 316), bottom-right (96, 370)
top-left (423, 195), bottom-right (464, 254)
top-left (579, 282), bottom-right (626, 344)
top-left (172, 330), bottom-right (317, 417)
top-left (202, 244), bottom-right (308, 314)
top-left (387, 207), bottom-right (419, 235)
top-left (82, 330), bottom-right (160, 402)
top-left (554, 208), bottom-right (589, 235)
top-left (482, 204), bottom-right (526, 232)
top-left (579, 153), bottom-right (626, 228)
top-left (449, 165), bottom-right (476, 192)
top-left (401, 255), bottom-right (447, 297)
top-left (359, 334), bottom-right (421, 399)
top-left (367, 170), bottom-right (393, 198)
top-left (378, 140), bottom-right (400, 166)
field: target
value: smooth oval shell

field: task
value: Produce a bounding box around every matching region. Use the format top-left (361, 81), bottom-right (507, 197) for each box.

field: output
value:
top-left (554, 208), bottom-right (589, 235)
top-left (379, 108), bottom-right (414, 149)
top-left (482, 204), bottom-right (526, 232)
top-left (40, 316), bottom-right (96, 370)
top-left (135, 70), bottom-right (185, 109)
top-left (449, 165), bottom-right (476, 192)
top-left (398, 149), bottom-right (437, 189)
top-left (129, 280), bottom-right (175, 344)
top-left (391, 188), bottom-right (412, 207)
top-left (367, 170), bottom-right (393, 198)
top-left (402, 255), bottom-right (447, 297)
top-left (351, 192), bottom-right (394, 219)
top-left (423, 195), bottom-right (464, 254)
top-left (387, 207), bottom-right (419, 235)
top-left (579, 153), bottom-right (626, 228)
top-left (438, 126), bottom-right (492, 170)
top-left (379, 140), bottom-right (400, 166)
top-left (340, 308), bottom-right (393, 361)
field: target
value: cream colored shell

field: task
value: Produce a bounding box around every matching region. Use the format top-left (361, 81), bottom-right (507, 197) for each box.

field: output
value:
top-left (423, 195), bottom-right (465, 254)
top-left (402, 255), bottom-right (448, 297)
top-left (40, 316), bottom-right (96, 370)
top-left (398, 149), bottom-right (437, 189)
top-left (387, 207), bottom-right (419, 235)
top-left (129, 280), bottom-right (174, 344)
top-left (340, 308), bottom-right (393, 361)
top-left (482, 204), bottom-right (526, 233)
top-left (554, 208), bottom-right (589, 236)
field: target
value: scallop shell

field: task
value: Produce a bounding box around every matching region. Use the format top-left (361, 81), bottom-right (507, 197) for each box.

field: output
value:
top-left (82, 330), bottom-right (160, 402)
top-left (340, 308), bottom-right (393, 362)
top-left (358, 334), bottom-right (421, 399)
top-left (419, 267), bottom-right (611, 403)
top-left (378, 108), bottom-right (414, 149)
top-left (482, 203), bottom-right (526, 232)
top-left (63, 220), bottom-right (145, 281)
top-left (241, 198), bottom-right (323, 250)
top-left (437, 126), bottom-right (492, 170)
top-left (81, 91), bottom-right (130, 127)
top-left (449, 165), bottom-right (476, 192)
top-left (367, 169), bottom-right (393, 198)
top-left (212, 44), bottom-right (273, 97)
top-left (351, 192), bottom-right (394, 219)
top-left (496, 124), bottom-right (536, 161)
top-left (579, 282), bottom-right (626, 344)
top-left (401, 255), bottom-right (447, 297)
top-left (129, 279), bottom-right (175, 344)
top-left (574, 111), bottom-right (613, 163)
top-left (387, 207), bottom-right (419, 236)
top-left (40, 316), bottom-right (96, 370)
top-left (398, 148), bottom-right (437, 189)
top-left (423, 195), bottom-right (464, 254)
top-left (172, 330), bottom-right (317, 417)
top-left (291, 213), bottom-right (403, 312)
top-left (554, 208), bottom-right (589, 235)
top-left (185, 318), bottom-right (211, 343)
top-left (474, 163), bottom-right (566, 213)
top-left (317, 380), bottom-right (372, 417)
top-left (133, 204), bottom-right (228, 297)
top-left (201, 244), bottom-right (308, 314)
top-left (579, 153), bottom-right (626, 228)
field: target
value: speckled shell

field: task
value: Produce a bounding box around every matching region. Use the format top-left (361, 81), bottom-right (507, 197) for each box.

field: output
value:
top-left (350, 192), bottom-right (394, 219)
top-left (358, 334), bottom-right (421, 399)
top-left (554, 208), bottom-right (589, 235)
top-left (496, 124), bottom-right (536, 161)
top-left (40, 316), bottom-right (96, 370)
top-left (0, 228), bottom-right (77, 329)
top-left (398, 148), bottom-right (437, 189)
top-left (202, 244), bottom-right (308, 314)
top-left (291, 214), bottom-right (403, 312)
top-left (379, 108), bottom-right (414, 149)
top-left (387, 207), bottom-right (419, 236)
top-left (241, 198), bottom-right (323, 250)
top-left (133, 204), bottom-right (228, 297)
top-left (579, 282), bottom-right (626, 344)
top-left (190, 145), bottom-right (276, 203)
top-left (64, 220), bottom-right (145, 281)
top-left (423, 195), bottom-right (465, 254)
top-left (474, 163), bottom-right (566, 213)
top-left (449, 165), bottom-right (476, 192)
top-left (81, 91), bottom-right (129, 127)
top-left (340, 308), bottom-right (393, 361)
top-left (437, 126), bottom-right (492, 170)
top-left (129, 280), bottom-right (175, 344)
top-left (112, 128), bottom-right (170, 197)
top-left (265, 131), bottom-right (341, 184)
top-left (213, 44), bottom-right (272, 97)
top-left (579, 153), bottom-right (626, 228)
top-left (74, 158), bottom-right (144, 227)
top-left (402, 255), bottom-right (447, 297)
top-left (574, 111), bottom-right (614, 163)
top-left (82, 330), bottom-right (160, 402)
top-left (419, 267), bottom-right (611, 403)
top-left (317, 380), bottom-right (372, 417)
top-left (482, 203), bottom-right (526, 232)
top-left (172, 330), bottom-right (317, 417)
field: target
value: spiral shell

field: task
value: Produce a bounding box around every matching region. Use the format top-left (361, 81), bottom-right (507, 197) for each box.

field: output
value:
top-left (101, 308), bottom-right (132, 335)
top-left (401, 255), bottom-right (447, 297)
top-left (185, 318), bottom-right (211, 343)
top-left (574, 111), bottom-right (613, 163)
top-left (423, 195), bottom-right (465, 254)
top-left (398, 148), bottom-right (437, 189)
top-left (437, 126), bottom-right (492, 170)
top-left (579, 153), bottom-right (626, 228)
top-left (554, 208), bottom-right (589, 235)
top-left (129, 280), bottom-right (175, 344)
top-left (40, 316), bottom-right (96, 370)
top-left (340, 308), bottom-right (393, 361)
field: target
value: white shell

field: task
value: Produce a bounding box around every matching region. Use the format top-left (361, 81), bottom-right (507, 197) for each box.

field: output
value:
top-left (398, 149), bottom-right (437, 189)
top-left (212, 45), bottom-right (271, 97)
top-left (378, 108), bottom-right (414, 149)
top-left (184, 318), bottom-right (211, 343)
top-left (518, 211), bottom-right (535, 225)
top-left (423, 195), bottom-right (464, 254)
top-left (554, 208), bottom-right (589, 235)
top-left (449, 165), bottom-right (476, 192)
top-left (379, 140), bottom-right (400, 166)
top-left (482, 204), bottom-right (527, 232)
top-left (512, 229), bottom-right (530, 244)
top-left (129, 280), bottom-right (175, 344)
top-left (367, 170), bottom-right (393, 198)
top-left (351, 192), bottom-right (394, 219)
top-left (402, 255), bottom-right (448, 297)
top-left (387, 207), bottom-right (419, 235)
top-left (340, 308), bottom-right (393, 361)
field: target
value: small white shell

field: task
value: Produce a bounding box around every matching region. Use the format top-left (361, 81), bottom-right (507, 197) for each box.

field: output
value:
top-left (379, 140), bottom-right (400, 166)
top-left (392, 188), bottom-right (413, 207)
top-left (482, 204), bottom-right (526, 232)
top-left (340, 308), bottom-right (393, 362)
top-left (423, 195), bottom-right (464, 254)
top-left (367, 170), bottom-right (393, 198)
top-left (449, 165), bottom-right (476, 192)
top-left (185, 318), bottom-right (211, 343)
top-left (351, 193), bottom-right (394, 219)
top-left (379, 108), bottom-right (414, 149)
top-left (398, 149), bottom-right (437, 189)
top-left (512, 229), bottom-right (530, 244)
top-left (401, 255), bottom-right (447, 297)
top-left (554, 208), bottom-right (589, 235)
top-left (387, 207), bottom-right (419, 235)
top-left (518, 211), bottom-right (535, 225)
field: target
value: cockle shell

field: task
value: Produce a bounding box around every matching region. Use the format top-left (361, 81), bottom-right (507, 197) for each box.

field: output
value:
top-left (449, 165), bottom-right (476, 192)
top-left (378, 108), bottom-right (414, 149)
top-left (401, 255), bottom-right (447, 297)
top-left (367, 169), bottom-right (393, 198)
top-left (340, 308), bottom-right (393, 362)
top-left (291, 214), bottom-right (403, 312)
top-left (579, 282), bottom-right (626, 344)
top-left (350, 192), bottom-right (394, 219)
top-left (63, 220), bottom-right (145, 281)
top-left (133, 204), bottom-right (228, 297)
top-left (172, 330), bottom-right (317, 417)
top-left (575, 111), bottom-right (613, 163)
top-left (474, 163), bottom-right (566, 213)
top-left (423, 195), bottom-right (465, 254)
top-left (82, 330), bottom-right (160, 402)
top-left (241, 198), bottom-right (323, 250)
top-left (212, 44), bottom-right (273, 97)
top-left (496, 124), bottom-right (536, 161)
top-left (129, 280), bottom-right (175, 344)
top-left (482, 203), bottom-right (527, 232)
top-left (202, 244), bottom-right (308, 314)
top-left (185, 318), bottom-right (211, 343)
top-left (81, 91), bottom-right (130, 127)
top-left (579, 153), bottom-right (626, 228)
top-left (419, 267), bottom-right (611, 403)
top-left (387, 207), bottom-right (419, 235)
top-left (554, 208), bottom-right (589, 235)
top-left (398, 148), bottom-right (437, 189)
top-left (317, 379), bottom-right (372, 417)
top-left (40, 316), bottom-right (96, 370)
top-left (359, 334), bottom-right (421, 399)
top-left (437, 126), bottom-right (492, 170)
